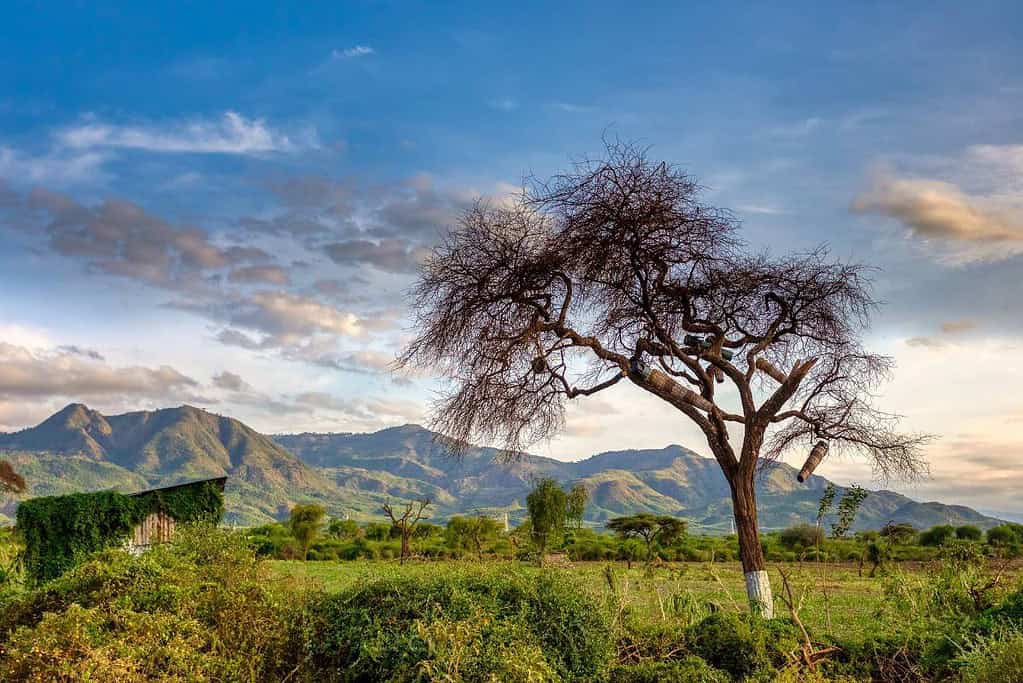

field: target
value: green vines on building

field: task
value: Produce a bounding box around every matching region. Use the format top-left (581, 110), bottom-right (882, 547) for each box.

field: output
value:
top-left (16, 479), bottom-right (224, 581)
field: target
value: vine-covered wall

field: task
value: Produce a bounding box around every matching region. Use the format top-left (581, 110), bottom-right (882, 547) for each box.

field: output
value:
top-left (16, 479), bottom-right (224, 581)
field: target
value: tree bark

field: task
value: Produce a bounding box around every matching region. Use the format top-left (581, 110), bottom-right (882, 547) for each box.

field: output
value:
top-left (731, 475), bottom-right (774, 618)
top-left (400, 531), bottom-right (410, 564)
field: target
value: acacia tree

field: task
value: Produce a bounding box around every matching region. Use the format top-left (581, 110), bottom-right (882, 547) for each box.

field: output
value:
top-left (382, 498), bottom-right (431, 564)
top-left (400, 142), bottom-right (928, 616)
top-left (607, 514), bottom-right (687, 565)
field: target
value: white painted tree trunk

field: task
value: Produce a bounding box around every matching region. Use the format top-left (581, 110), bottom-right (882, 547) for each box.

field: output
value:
top-left (745, 570), bottom-right (774, 618)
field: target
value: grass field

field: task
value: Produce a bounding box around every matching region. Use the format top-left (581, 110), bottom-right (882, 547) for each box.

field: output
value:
top-left (271, 559), bottom-right (978, 644)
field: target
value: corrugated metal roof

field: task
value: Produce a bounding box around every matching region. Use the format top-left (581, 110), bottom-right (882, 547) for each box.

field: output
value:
top-left (127, 476), bottom-right (227, 497)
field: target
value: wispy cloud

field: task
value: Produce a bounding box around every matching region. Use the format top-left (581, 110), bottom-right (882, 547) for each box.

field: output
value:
top-left (332, 45), bottom-right (375, 59)
top-left (57, 111), bottom-right (314, 155)
top-left (488, 98), bottom-right (518, 112)
top-left (0, 146), bottom-right (107, 184)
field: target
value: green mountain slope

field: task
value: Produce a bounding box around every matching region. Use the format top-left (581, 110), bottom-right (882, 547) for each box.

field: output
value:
top-left (0, 404), bottom-right (338, 525)
top-left (1, 404), bottom-right (1006, 531)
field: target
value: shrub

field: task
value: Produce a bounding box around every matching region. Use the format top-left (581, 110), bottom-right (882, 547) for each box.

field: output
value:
top-left (685, 612), bottom-right (797, 679)
top-left (956, 628), bottom-right (1023, 683)
top-left (956, 525), bottom-right (983, 541)
top-left (919, 524), bottom-right (955, 547)
top-left (0, 526), bottom-right (310, 682)
top-left (779, 524), bottom-right (824, 551)
top-left (609, 657), bottom-right (729, 682)
top-left (304, 567), bottom-right (613, 681)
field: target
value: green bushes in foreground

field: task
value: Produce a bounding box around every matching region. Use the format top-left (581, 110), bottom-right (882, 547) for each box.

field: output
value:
top-left (305, 569), bottom-right (614, 681)
top-left (3, 526), bottom-right (1023, 681)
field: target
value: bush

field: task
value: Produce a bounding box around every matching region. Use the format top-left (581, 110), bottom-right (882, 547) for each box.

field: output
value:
top-left (956, 525), bottom-right (983, 541)
top-left (0, 526), bottom-right (310, 682)
top-left (685, 612), bottom-right (798, 679)
top-left (779, 524), bottom-right (823, 551)
top-left (305, 567), bottom-right (613, 682)
top-left (609, 657), bottom-right (729, 682)
top-left (956, 628), bottom-right (1023, 683)
top-left (919, 524), bottom-right (956, 547)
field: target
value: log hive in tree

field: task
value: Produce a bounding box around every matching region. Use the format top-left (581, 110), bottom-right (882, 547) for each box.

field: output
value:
top-left (797, 441), bottom-right (829, 482)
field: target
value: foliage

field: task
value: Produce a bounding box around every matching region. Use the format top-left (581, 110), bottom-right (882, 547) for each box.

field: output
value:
top-left (816, 483), bottom-right (835, 526)
top-left (987, 524), bottom-right (1023, 555)
top-left (956, 524), bottom-right (983, 541)
top-left (609, 657), bottom-right (729, 683)
top-left (327, 518), bottom-right (360, 539)
top-left (955, 627), bottom-right (1023, 683)
top-left (15, 480), bottom-right (224, 581)
top-left (304, 567), bottom-right (614, 682)
top-left (919, 524), bottom-right (956, 547)
top-left (289, 503), bottom-right (326, 560)
top-left (446, 514), bottom-right (502, 559)
top-left (879, 522), bottom-right (917, 545)
top-left (779, 524), bottom-right (824, 551)
top-left (606, 514), bottom-right (687, 563)
top-left (566, 483), bottom-right (588, 529)
top-left (0, 526), bottom-right (310, 682)
top-left (527, 478), bottom-right (568, 560)
top-left (685, 612), bottom-right (799, 679)
top-left (831, 485), bottom-right (868, 539)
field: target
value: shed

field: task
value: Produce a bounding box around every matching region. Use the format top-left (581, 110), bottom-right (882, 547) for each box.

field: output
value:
top-left (125, 477), bottom-right (227, 553)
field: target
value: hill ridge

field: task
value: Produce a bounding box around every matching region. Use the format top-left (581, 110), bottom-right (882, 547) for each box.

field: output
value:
top-left (0, 404), bottom-right (1006, 531)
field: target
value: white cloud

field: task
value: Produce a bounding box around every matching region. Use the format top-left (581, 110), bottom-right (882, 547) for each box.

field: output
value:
top-left (57, 111), bottom-right (313, 155)
top-left (333, 45), bottom-right (374, 59)
top-left (0, 146), bottom-right (107, 184)
top-left (0, 342), bottom-right (202, 401)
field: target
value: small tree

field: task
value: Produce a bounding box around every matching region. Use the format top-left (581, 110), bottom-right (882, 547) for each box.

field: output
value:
top-left (526, 478), bottom-right (567, 565)
top-left (328, 518), bottom-right (361, 539)
top-left (919, 524), bottom-right (956, 547)
top-left (779, 524), bottom-right (824, 551)
top-left (566, 483), bottom-right (588, 529)
top-left (445, 514), bottom-right (501, 560)
top-left (399, 141), bottom-right (929, 616)
top-left (382, 498), bottom-right (431, 564)
top-left (831, 485), bottom-right (868, 538)
top-left (606, 513), bottom-right (687, 565)
top-left (879, 522), bottom-right (917, 545)
top-left (955, 525), bottom-right (982, 541)
top-left (289, 504), bottom-right (326, 560)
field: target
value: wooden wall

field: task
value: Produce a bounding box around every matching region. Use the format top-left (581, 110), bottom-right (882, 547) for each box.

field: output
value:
top-left (127, 511), bottom-right (176, 552)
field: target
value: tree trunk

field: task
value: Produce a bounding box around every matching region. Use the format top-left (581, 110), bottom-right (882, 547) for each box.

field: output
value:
top-left (731, 475), bottom-right (774, 618)
top-left (400, 531), bottom-right (410, 564)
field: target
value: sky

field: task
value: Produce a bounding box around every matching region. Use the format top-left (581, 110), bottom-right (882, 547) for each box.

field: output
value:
top-left (1, 2), bottom-right (1021, 514)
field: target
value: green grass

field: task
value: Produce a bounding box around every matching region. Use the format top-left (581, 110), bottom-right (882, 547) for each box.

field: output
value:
top-left (271, 559), bottom-right (929, 643)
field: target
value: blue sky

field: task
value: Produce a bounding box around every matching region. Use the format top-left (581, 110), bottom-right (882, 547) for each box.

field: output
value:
top-left (1, 2), bottom-right (1022, 513)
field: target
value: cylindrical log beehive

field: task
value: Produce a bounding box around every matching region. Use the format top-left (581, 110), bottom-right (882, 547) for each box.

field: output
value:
top-left (630, 360), bottom-right (715, 413)
top-left (797, 440), bottom-right (829, 482)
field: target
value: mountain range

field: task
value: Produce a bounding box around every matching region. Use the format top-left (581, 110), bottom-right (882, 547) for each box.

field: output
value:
top-left (0, 403), bottom-right (1006, 532)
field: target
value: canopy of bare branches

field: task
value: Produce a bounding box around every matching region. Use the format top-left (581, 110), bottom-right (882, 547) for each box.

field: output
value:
top-left (400, 141), bottom-right (928, 480)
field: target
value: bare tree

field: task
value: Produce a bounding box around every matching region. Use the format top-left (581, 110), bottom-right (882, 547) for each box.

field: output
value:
top-left (399, 141), bottom-right (929, 616)
top-left (0, 461), bottom-right (25, 496)
top-left (382, 498), bottom-right (431, 564)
